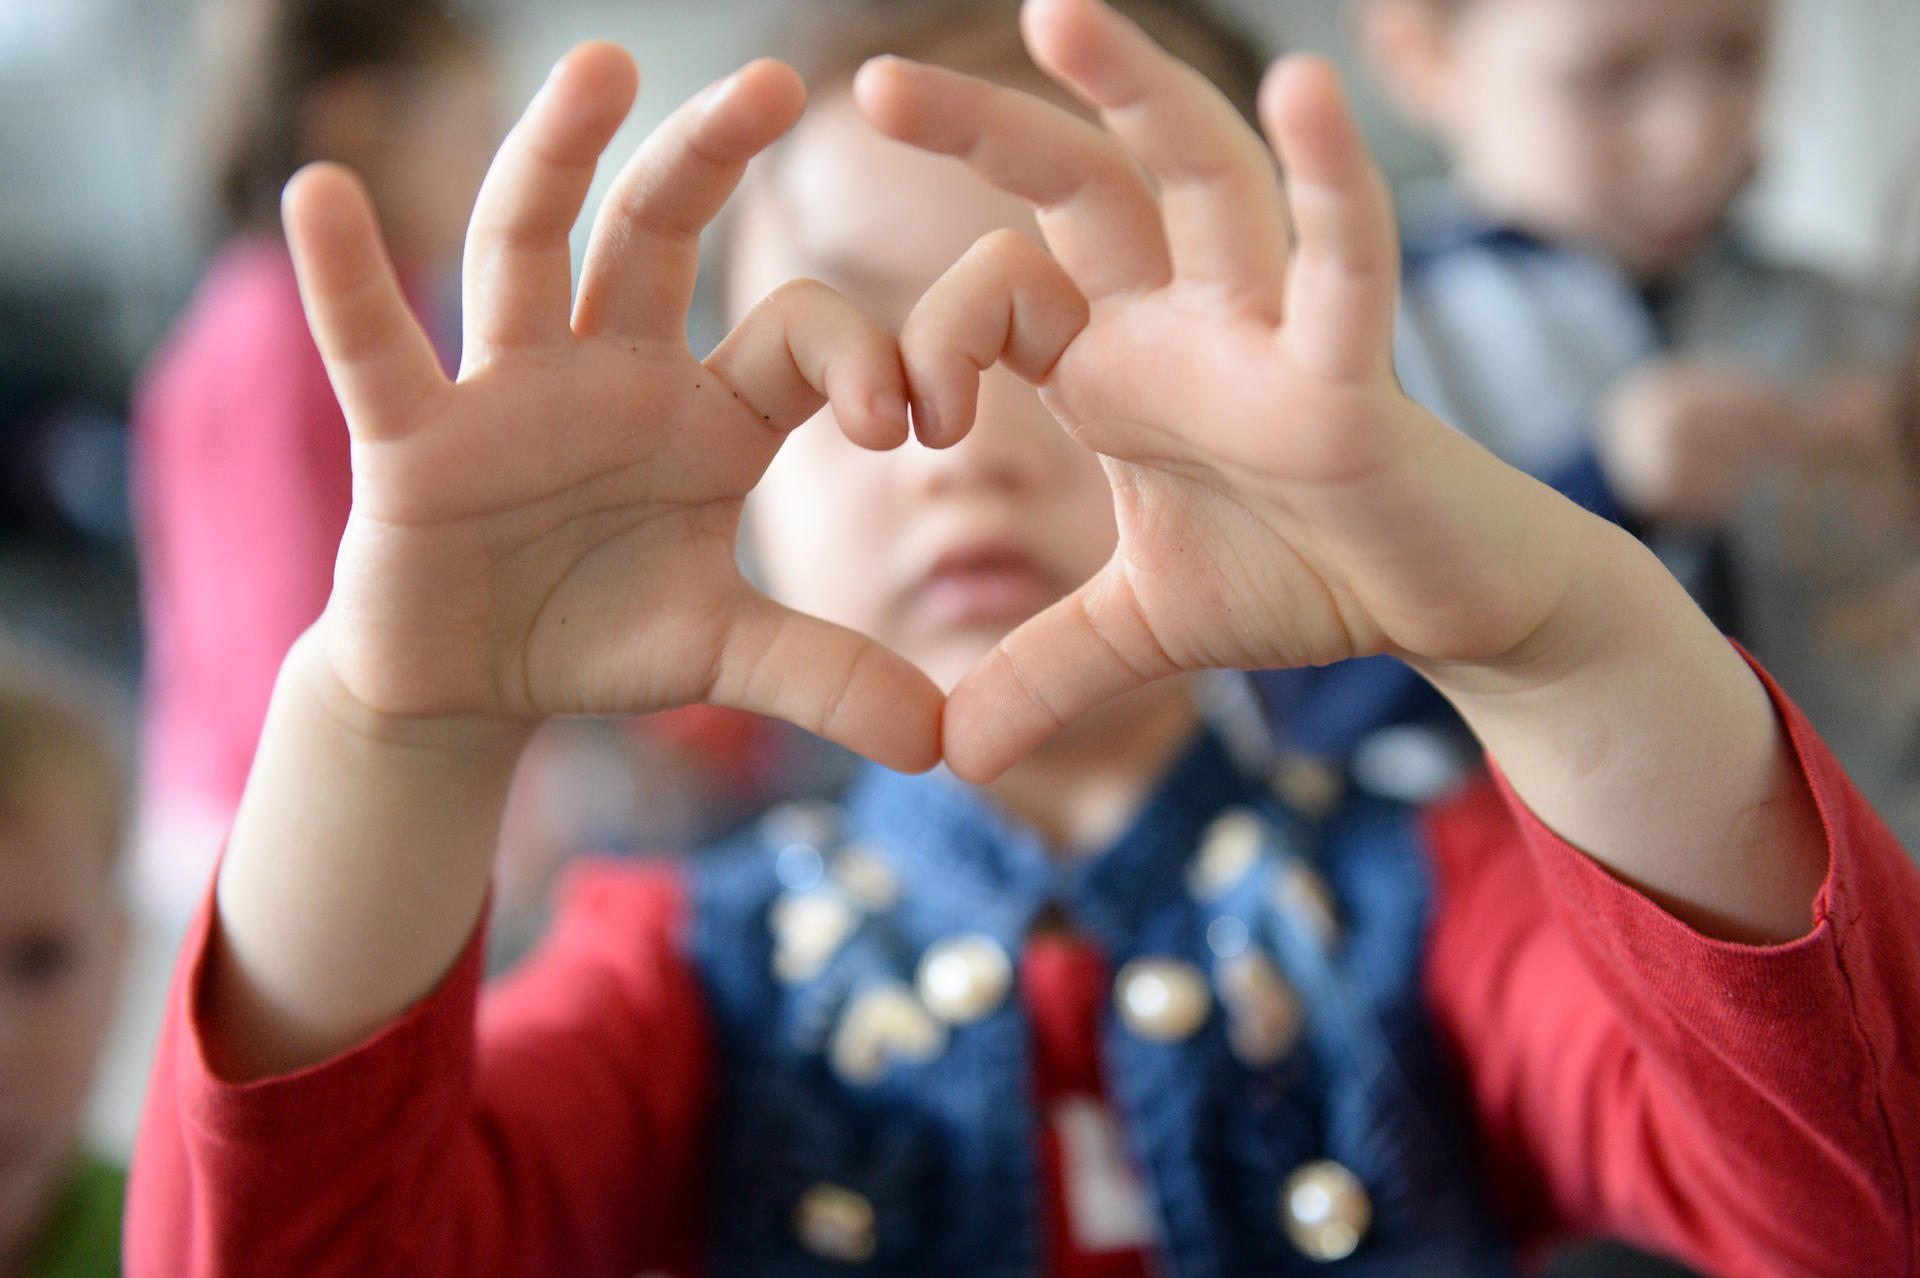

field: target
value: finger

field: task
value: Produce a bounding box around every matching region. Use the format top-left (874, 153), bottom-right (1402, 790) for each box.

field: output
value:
top-left (898, 229), bottom-right (1089, 448)
top-left (854, 56), bottom-right (1171, 301)
top-left (574, 60), bottom-right (806, 341)
top-left (282, 164), bottom-right (449, 440)
top-left (461, 42), bottom-right (637, 355)
top-left (1019, 0), bottom-right (1291, 317)
top-left (705, 279), bottom-right (911, 448)
top-left (942, 563), bottom-right (1178, 782)
top-left (1258, 56), bottom-right (1400, 382)
top-left (711, 591), bottom-right (943, 774)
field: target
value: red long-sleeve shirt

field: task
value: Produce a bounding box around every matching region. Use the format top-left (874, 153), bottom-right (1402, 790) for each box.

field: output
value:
top-left (125, 670), bottom-right (1920, 1277)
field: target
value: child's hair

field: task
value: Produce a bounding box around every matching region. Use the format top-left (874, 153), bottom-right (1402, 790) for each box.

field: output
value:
top-left (0, 641), bottom-right (129, 872)
top-left (197, 0), bottom-right (486, 236)
top-left (767, 0), bottom-right (1270, 128)
top-left (701, 0), bottom-right (1271, 339)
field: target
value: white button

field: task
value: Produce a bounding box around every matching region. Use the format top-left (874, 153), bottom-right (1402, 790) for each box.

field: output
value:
top-left (775, 842), bottom-right (825, 892)
top-left (1206, 914), bottom-right (1250, 960)
top-left (1187, 809), bottom-right (1264, 900)
top-left (833, 844), bottom-right (901, 912)
top-left (1114, 959), bottom-right (1212, 1042)
top-left (1271, 754), bottom-right (1344, 819)
top-left (1215, 951), bottom-right (1303, 1067)
top-left (830, 982), bottom-right (948, 1084)
top-left (1281, 1160), bottom-right (1371, 1261)
top-left (916, 934), bottom-right (1013, 1024)
top-left (1351, 724), bottom-right (1467, 804)
top-left (770, 890), bottom-right (858, 984)
top-left (1271, 862), bottom-right (1341, 949)
top-left (761, 800), bottom-right (839, 852)
top-left (793, 1183), bottom-right (878, 1263)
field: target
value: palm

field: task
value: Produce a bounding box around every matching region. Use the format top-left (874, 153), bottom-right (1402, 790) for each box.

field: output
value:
top-left (289, 47), bottom-right (941, 771)
top-left (329, 346), bottom-right (754, 717)
top-left (862, 0), bottom-right (1576, 779)
top-left (1045, 305), bottom-right (1391, 670)
top-left (1043, 293), bottom-right (1535, 675)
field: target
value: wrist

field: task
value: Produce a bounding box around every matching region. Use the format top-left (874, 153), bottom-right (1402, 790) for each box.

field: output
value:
top-left (287, 622), bottom-right (537, 764)
top-left (1410, 513), bottom-right (1676, 708)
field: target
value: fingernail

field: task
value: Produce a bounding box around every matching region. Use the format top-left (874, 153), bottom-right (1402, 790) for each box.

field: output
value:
top-left (872, 390), bottom-right (909, 429)
top-left (911, 397), bottom-right (940, 444)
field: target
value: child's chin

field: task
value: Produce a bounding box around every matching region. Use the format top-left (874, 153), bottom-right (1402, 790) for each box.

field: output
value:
top-left (914, 628), bottom-right (1017, 697)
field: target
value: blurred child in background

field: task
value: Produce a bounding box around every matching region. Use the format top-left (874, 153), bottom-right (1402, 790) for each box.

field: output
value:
top-left (129, 0), bottom-right (498, 919)
top-left (0, 646), bottom-right (130, 1277)
top-left (1339, 0), bottom-right (1920, 847)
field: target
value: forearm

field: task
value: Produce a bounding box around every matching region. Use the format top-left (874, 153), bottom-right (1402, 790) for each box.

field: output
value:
top-left (205, 626), bottom-right (533, 1081)
top-left (1415, 513), bottom-right (1827, 945)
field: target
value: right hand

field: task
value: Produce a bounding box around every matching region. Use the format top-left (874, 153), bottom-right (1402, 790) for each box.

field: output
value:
top-left (288, 43), bottom-right (941, 772)
top-left (1596, 359), bottom-right (1810, 525)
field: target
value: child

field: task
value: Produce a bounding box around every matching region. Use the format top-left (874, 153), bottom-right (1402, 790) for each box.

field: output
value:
top-left (0, 649), bottom-right (131, 1277)
top-left (130, 0), bottom-right (498, 919)
top-left (126, 1), bottom-right (1920, 1275)
top-left (1344, 0), bottom-right (1920, 843)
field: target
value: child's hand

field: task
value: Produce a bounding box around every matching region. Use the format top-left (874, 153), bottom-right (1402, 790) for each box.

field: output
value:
top-left (288, 44), bottom-right (940, 772)
top-left (1597, 359), bottom-right (1827, 524)
top-left (856, 0), bottom-right (1581, 780)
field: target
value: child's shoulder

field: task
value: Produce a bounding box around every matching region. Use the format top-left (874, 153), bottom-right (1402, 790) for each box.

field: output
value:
top-left (138, 236), bottom-right (319, 407)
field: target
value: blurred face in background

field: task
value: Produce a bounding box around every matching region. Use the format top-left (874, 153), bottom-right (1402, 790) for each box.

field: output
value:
top-left (303, 56), bottom-right (501, 272)
top-left (1365, 0), bottom-right (1773, 281)
top-left (727, 88), bottom-right (1121, 695)
top-left (0, 766), bottom-right (123, 1266)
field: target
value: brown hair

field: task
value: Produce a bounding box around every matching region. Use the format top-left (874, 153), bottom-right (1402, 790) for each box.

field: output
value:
top-left (767, 0), bottom-right (1271, 129)
top-left (0, 643), bottom-right (128, 872)
top-left (199, 0), bottom-right (486, 235)
top-left (700, 0), bottom-right (1273, 337)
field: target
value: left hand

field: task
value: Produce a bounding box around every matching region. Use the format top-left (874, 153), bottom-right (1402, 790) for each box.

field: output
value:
top-left (857, 0), bottom-right (1586, 779)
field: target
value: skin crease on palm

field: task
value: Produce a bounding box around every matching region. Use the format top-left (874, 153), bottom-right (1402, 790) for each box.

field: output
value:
top-left (1365, 0), bottom-right (1771, 282)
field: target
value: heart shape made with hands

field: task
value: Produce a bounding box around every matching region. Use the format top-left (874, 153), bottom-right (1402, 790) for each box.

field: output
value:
top-left (285, 1), bottom-right (1575, 792)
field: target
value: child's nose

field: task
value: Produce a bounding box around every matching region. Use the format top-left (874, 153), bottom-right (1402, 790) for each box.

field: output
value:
top-left (1640, 76), bottom-right (1753, 205)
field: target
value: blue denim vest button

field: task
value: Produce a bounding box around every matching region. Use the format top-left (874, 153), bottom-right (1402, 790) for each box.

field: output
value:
top-left (1214, 950), bottom-right (1304, 1067)
top-left (1281, 1160), bottom-right (1373, 1261)
top-left (830, 982), bottom-right (948, 1085)
top-left (1114, 959), bottom-right (1212, 1042)
top-left (917, 934), bottom-right (1013, 1024)
top-left (794, 1183), bottom-right (879, 1264)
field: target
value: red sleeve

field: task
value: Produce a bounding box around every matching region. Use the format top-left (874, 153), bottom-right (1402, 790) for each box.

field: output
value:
top-left (1424, 656), bottom-right (1920, 1278)
top-left (124, 859), bottom-right (713, 1278)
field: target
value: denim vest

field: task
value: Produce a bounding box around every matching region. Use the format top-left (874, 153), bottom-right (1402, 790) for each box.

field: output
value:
top-left (687, 729), bottom-right (1513, 1275)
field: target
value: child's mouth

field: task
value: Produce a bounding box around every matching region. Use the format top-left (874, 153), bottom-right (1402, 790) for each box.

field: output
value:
top-left (913, 546), bottom-right (1061, 627)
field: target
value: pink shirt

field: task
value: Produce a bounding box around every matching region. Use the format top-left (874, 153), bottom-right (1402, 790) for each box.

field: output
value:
top-left (132, 239), bottom-right (421, 814)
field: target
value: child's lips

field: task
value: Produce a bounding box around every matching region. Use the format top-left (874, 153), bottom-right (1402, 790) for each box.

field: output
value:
top-left (909, 545), bottom-right (1064, 628)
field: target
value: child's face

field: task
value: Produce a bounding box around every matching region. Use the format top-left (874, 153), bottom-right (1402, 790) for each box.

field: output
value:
top-left (1414, 0), bottom-right (1772, 279)
top-left (321, 58), bottom-right (502, 272)
top-left (729, 90), bottom-right (1120, 694)
top-left (0, 769), bottom-right (123, 1256)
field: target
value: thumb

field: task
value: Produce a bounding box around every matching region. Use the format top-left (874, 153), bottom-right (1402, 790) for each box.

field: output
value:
top-left (709, 591), bottom-right (944, 774)
top-left (942, 563), bottom-right (1177, 782)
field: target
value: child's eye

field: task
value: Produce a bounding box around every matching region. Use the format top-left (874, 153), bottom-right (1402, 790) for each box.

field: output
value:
top-left (1706, 35), bottom-right (1766, 81)
top-left (1563, 57), bottom-right (1655, 107)
top-left (5, 933), bottom-right (77, 989)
